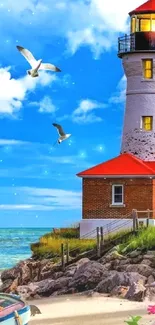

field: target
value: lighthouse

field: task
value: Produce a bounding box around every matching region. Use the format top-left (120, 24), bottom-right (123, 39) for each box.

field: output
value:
top-left (119, 0), bottom-right (155, 161)
top-left (77, 0), bottom-right (155, 238)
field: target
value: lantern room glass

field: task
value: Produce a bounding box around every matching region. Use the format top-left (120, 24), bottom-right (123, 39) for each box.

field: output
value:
top-left (131, 14), bottom-right (155, 32)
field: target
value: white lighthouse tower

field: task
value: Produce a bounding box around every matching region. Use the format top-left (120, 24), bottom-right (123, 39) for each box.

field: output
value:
top-left (119, 0), bottom-right (155, 161)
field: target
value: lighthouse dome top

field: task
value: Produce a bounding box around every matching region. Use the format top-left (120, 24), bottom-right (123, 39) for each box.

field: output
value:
top-left (129, 0), bottom-right (155, 16)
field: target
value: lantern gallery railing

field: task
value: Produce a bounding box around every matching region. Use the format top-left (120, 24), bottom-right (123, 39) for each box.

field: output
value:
top-left (118, 31), bottom-right (155, 57)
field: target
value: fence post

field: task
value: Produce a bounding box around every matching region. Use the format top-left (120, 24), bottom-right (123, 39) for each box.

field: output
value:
top-left (96, 227), bottom-right (101, 258)
top-left (100, 226), bottom-right (104, 247)
top-left (132, 209), bottom-right (139, 232)
top-left (146, 209), bottom-right (150, 227)
top-left (132, 209), bottom-right (136, 232)
top-left (61, 243), bottom-right (65, 271)
top-left (135, 209), bottom-right (139, 231)
top-left (66, 242), bottom-right (69, 264)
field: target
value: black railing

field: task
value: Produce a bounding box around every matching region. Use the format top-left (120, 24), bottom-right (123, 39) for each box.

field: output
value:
top-left (118, 31), bottom-right (155, 57)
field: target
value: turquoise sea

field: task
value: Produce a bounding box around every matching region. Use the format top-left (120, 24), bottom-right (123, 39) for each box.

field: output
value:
top-left (0, 228), bottom-right (52, 270)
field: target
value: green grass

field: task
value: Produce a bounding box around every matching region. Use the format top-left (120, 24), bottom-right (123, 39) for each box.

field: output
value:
top-left (31, 237), bottom-right (96, 258)
top-left (104, 228), bottom-right (132, 242)
top-left (118, 225), bottom-right (155, 254)
top-left (30, 226), bottom-right (133, 259)
top-left (31, 226), bottom-right (155, 259)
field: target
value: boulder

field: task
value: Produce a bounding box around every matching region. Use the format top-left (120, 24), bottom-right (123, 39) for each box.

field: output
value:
top-left (36, 277), bottom-right (72, 296)
top-left (110, 259), bottom-right (122, 270)
top-left (1, 264), bottom-right (22, 282)
top-left (130, 256), bottom-right (143, 264)
top-left (127, 250), bottom-right (141, 258)
top-left (110, 286), bottom-right (129, 298)
top-left (144, 251), bottom-right (155, 258)
top-left (17, 283), bottom-right (40, 300)
top-left (100, 247), bottom-right (126, 263)
top-left (39, 261), bottom-right (55, 280)
top-left (146, 275), bottom-right (155, 285)
top-left (1, 260), bottom-right (35, 286)
top-left (0, 279), bottom-right (14, 292)
top-left (1, 259), bottom-right (56, 288)
top-left (119, 258), bottom-right (131, 266)
top-left (52, 272), bottom-right (64, 280)
top-left (140, 259), bottom-right (152, 267)
top-left (115, 264), bottom-right (153, 277)
top-left (68, 261), bottom-right (107, 292)
top-left (64, 258), bottom-right (90, 278)
top-left (125, 282), bottom-right (146, 301)
top-left (95, 272), bottom-right (146, 294)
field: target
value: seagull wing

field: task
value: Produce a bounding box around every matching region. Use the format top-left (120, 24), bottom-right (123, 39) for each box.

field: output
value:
top-left (52, 123), bottom-right (65, 136)
top-left (16, 46), bottom-right (37, 68)
top-left (39, 63), bottom-right (61, 72)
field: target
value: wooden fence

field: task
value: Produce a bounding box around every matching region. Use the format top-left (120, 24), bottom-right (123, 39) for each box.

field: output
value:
top-left (58, 209), bottom-right (152, 270)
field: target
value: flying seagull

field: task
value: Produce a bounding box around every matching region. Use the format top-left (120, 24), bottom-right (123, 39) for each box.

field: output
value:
top-left (16, 45), bottom-right (61, 78)
top-left (52, 123), bottom-right (71, 144)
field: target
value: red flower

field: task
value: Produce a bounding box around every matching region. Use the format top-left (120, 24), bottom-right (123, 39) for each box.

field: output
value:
top-left (147, 305), bottom-right (155, 314)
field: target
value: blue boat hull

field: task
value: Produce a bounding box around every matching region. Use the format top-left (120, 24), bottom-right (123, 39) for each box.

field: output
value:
top-left (0, 294), bottom-right (31, 324)
top-left (0, 306), bottom-right (30, 324)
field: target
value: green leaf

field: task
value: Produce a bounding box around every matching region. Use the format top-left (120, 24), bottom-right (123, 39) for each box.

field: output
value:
top-left (124, 315), bottom-right (142, 325)
top-left (132, 316), bottom-right (142, 322)
top-left (125, 320), bottom-right (138, 325)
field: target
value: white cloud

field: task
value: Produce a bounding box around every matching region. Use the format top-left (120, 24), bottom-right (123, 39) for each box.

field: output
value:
top-left (0, 0), bottom-right (143, 58)
top-left (109, 75), bottom-right (126, 104)
top-left (31, 96), bottom-right (57, 114)
top-left (0, 204), bottom-right (48, 210)
top-left (0, 66), bottom-right (57, 116)
top-left (0, 186), bottom-right (82, 211)
top-left (0, 139), bottom-right (30, 146)
top-left (72, 99), bottom-right (106, 124)
top-left (65, 0), bottom-right (143, 56)
top-left (0, 204), bottom-right (69, 210)
top-left (67, 28), bottom-right (112, 57)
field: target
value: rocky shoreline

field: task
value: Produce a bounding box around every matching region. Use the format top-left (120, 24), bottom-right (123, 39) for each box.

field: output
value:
top-left (1, 247), bottom-right (155, 302)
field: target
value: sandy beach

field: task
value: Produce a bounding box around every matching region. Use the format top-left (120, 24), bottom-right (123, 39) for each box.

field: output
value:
top-left (29, 294), bottom-right (155, 325)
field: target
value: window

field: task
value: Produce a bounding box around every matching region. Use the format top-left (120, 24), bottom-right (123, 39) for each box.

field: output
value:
top-left (112, 185), bottom-right (123, 205)
top-left (142, 59), bottom-right (153, 79)
top-left (140, 19), bottom-right (151, 31)
top-left (131, 17), bottom-right (136, 33)
top-left (142, 116), bottom-right (153, 131)
top-left (152, 19), bottom-right (155, 31)
top-left (135, 14), bottom-right (155, 31)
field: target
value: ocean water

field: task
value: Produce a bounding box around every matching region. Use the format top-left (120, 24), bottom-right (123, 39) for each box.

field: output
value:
top-left (0, 228), bottom-right (52, 270)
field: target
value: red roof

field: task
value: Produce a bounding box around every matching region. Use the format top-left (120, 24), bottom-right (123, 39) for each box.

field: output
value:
top-left (77, 153), bottom-right (155, 177)
top-left (129, 0), bottom-right (155, 15)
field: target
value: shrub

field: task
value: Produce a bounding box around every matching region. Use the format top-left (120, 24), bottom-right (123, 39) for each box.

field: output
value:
top-left (43, 227), bottom-right (79, 239)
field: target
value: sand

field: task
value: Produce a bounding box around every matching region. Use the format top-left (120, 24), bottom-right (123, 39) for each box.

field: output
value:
top-left (29, 294), bottom-right (155, 325)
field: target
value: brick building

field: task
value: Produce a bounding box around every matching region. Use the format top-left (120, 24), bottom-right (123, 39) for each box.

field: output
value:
top-left (77, 153), bottom-right (155, 238)
top-left (77, 152), bottom-right (155, 218)
top-left (77, 0), bottom-right (155, 237)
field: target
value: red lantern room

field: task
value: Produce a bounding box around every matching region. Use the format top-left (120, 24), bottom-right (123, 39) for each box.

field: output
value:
top-left (118, 0), bottom-right (155, 57)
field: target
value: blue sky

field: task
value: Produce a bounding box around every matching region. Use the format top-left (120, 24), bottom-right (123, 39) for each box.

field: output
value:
top-left (0, 0), bottom-right (142, 227)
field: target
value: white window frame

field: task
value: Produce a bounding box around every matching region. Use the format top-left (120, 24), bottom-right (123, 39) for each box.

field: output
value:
top-left (112, 184), bottom-right (124, 205)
